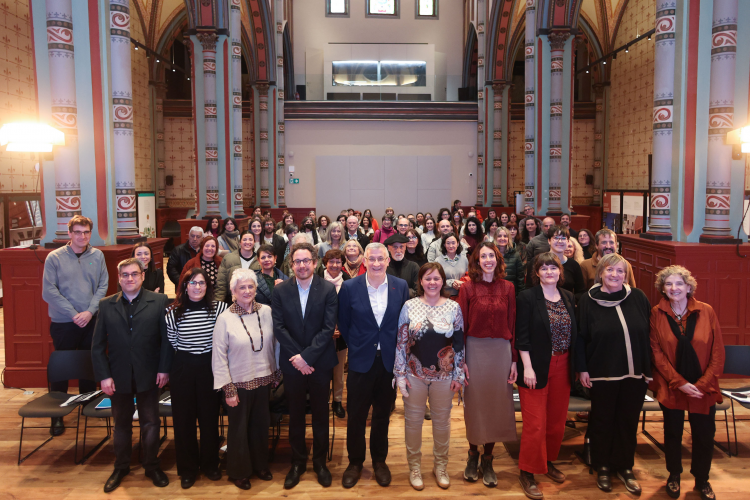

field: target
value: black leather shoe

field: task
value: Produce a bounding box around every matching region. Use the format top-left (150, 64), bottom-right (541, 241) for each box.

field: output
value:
top-left (617, 469), bottom-right (641, 496)
top-left (104, 469), bottom-right (129, 493)
top-left (694, 480), bottom-right (716, 500)
top-left (313, 463), bottom-right (332, 487)
top-left (373, 462), bottom-right (392, 487)
top-left (255, 469), bottom-right (273, 481)
top-left (666, 473), bottom-right (680, 499)
top-left (180, 473), bottom-right (196, 489)
top-left (342, 463), bottom-right (363, 488)
top-left (233, 477), bottom-right (251, 490)
top-left (284, 464), bottom-right (305, 489)
top-left (50, 417), bottom-right (64, 436)
top-left (333, 401), bottom-right (346, 418)
top-left (145, 468), bottom-right (169, 487)
top-left (204, 469), bottom-right (222, 481)
top-left (597, 466), bottom-right (612, 492)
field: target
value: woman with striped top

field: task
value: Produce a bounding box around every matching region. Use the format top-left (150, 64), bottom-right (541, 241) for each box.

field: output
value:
top-left (166, 267), bottom-right (228, 489)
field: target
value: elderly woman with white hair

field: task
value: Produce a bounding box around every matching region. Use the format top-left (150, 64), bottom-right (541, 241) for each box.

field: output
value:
top-left (212, 268), bottom-right (280, 491)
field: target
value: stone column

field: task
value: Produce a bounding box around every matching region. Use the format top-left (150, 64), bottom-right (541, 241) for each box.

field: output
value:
top-left (492, 83), bottom-right (505, 205)
top-left (110, 0), bottom-right (139, 238)
top-left (231, 0), bottom-right (243, 216)
top-left (701, 0), bottom-right (737, 241)
top-left (592, 83), bottom-right (605, 206)
top-left (275, 4), bottom-right (286, 207)
top-left (46, 0), bottom-right (81, 239)
top-left (524, 0), bottom-right (536, 209)
top-left (154, 82), bottom-right (168, 208)
top-left (648, 1), bottom-right (677, 237)
top-left (257, 83), bottom-right (270, 207)
top-left (547, 31), bottom-right (569, 214)
top-left (198, 32), bottom-right (220, 217)
top-left (476, 0), bottom-right (486, 206)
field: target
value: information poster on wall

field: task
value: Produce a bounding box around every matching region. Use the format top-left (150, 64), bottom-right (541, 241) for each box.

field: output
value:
top-left (603, 192), bottom-right (620, 233)
top-left (622, 194), bottom-right (645, 234)
top-left (137, 193), bottom-right (156, 239)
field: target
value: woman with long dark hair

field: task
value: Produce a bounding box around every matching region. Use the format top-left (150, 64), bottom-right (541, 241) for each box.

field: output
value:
top-left (217, 218), bottom-right (240, 257)
top-left (167, 267), bottom-right (228, 488)
top-left (205, 217), bottom-right (221, 238)
top-left (461, 217), bottom-right (485, 257)
top-left (404, 228), bottom-right (427, 269)
top-left (362, 208), bottom-right (379, 231)
top-left (577, 229), bottom-right (595, 260)
top-left (131, 242), bottom-right (164, 293)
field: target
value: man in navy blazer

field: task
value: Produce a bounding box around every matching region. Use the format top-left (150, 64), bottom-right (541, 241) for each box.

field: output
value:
top-left (272, 242), bottom-right (338, 489)
top-left (337, 242), bottom-right (410, 488)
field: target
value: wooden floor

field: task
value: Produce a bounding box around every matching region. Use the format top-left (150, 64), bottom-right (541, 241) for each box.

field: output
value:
top-left (2, 265), bottom-right (750, 498)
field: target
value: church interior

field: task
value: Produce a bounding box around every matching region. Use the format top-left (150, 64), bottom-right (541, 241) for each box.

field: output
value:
top-left (1, 0), bottom-right (750, 497)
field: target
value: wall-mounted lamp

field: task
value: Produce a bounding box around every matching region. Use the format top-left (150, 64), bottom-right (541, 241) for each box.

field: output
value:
top-left (727, 125), bottom-right (750, 159)
top-left (0, 122), bottom-right (65, 152)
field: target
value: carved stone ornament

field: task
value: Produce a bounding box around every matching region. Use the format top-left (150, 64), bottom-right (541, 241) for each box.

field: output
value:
top-left (547, 31), bottom-right (570, 50)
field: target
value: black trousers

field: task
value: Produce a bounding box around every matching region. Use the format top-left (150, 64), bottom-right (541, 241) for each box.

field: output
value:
top-left (226, 386), bottom-right (270, 480)
top-left (170, 351), bottom-right (220, 476)
top-left (111, 384), bottom-right (161, 472)
top-left (49, 320), bottom-right (97, 394)
top-left (589, 377), bottom-right (647, 471)
top-left (346, 353), bottom-right (397, 466)
top-left (283, 364), bottom-right (332, 466)
top-left (661, 403), bottom-right (716, 484)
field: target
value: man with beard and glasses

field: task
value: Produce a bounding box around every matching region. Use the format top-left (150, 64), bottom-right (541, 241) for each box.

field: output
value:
top-left (580, 229), bottom-right (636, 289)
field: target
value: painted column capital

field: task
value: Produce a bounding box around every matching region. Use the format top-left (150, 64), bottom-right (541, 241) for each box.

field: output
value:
top-left (547, 30), bottom-right (570, 50)
top-left (197, 31), bottom-right (218, 51)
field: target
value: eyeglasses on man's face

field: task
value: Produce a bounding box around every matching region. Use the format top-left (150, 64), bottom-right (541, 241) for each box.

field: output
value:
top-left (293, 258), bottom-right (313, 267)
top-left (119, 272), bottom-right (143, 280)
top-left (71, 230), bottom-right (91, 237)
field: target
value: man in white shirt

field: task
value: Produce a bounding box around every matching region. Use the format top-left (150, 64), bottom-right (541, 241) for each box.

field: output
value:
top-left (337, 243), bottom-right (410, 488)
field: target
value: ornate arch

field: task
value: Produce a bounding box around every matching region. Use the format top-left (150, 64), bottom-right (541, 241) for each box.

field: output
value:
top-left (577, 14), bottom-right (606, 82)
top-left (504, 11), bottom-right (526, 82)
top-left (242, 0), bottom-right (275, 83)
top-left (487, 0), bottom-right (516, 82)
top-left (537, 0), bottom-right (583, 31)
top-left (462, 22), bottom-right (478, 89)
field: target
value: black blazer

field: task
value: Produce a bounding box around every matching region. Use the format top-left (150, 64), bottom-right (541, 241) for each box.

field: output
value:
top-left (271, 274), bottom-right (339, 372)
top-left (344, 230), bottom-right (371, 250)
top-left (515, 285), bottom-right (577, 389)
top-left (266, 233), bottom-right (288, 268)
top-left (91, 289), bottom-right (173, 394)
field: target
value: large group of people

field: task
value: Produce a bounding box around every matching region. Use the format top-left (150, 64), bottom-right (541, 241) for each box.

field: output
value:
top-left (40, 207), bottom-right (725, 500)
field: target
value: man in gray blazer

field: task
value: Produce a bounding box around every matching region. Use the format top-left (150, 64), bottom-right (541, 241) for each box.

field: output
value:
top-left (92, 258), bottom-right (173, 493)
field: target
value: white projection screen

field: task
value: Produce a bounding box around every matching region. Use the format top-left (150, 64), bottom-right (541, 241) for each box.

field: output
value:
top-left (315, 155), bottom-right (451, 221)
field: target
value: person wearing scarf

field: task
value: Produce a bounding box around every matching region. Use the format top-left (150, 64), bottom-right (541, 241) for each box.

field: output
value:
top-left (205, 217), bottom-right (221, 239)
top-left (576, 253), bottom-right (652, 496)
top-left (218, 218), bottom-right (241, 257)
top-left (343, 239), bottom-right (366, 279)
top-left (321, 249), bottom-right (349, 419)
top-left (649, 266), bottom-right (724, 500)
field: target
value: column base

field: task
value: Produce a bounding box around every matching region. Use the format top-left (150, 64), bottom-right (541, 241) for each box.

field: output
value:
top-left (698, 235), bottom-right (742, 245)
top-left (640, 232), bottom-right (673, 241)
top-left (116, 234), bottom-right (147, 245)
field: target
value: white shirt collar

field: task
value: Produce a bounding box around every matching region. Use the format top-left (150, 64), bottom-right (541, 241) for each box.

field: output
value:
top-left (365, 273), bottom-right (388, 290)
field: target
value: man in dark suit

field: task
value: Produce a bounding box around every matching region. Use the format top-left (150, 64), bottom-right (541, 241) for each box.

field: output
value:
top-left (344, 215), bottom-right (371, 249)
top-left (166, 226), bottom-right (203, 285)
top-left (337, 242), bottom-right (410, 488)
top-left (271, 242), bottom-right (339, 489)
top-left (261, 217), bottom-right (288, 267)
top-left (91, 258), bottom-right (173, 493)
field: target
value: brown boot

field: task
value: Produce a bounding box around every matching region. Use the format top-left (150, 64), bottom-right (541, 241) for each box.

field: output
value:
top-left (545, 462), bottom-right (565, 483)
top-left (519, 470), bottom-right (544, 499)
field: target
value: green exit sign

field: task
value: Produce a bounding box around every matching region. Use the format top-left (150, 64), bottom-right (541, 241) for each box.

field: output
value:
top-left (289, 178), bottom-right (300, 184)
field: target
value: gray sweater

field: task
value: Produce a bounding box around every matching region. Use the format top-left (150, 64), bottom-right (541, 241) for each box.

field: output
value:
top-left (42, 243), bottom-right (109, 323)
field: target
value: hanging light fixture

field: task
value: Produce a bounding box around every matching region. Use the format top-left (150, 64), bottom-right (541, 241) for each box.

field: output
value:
top-left (0, 122), bottom-right (65, 152)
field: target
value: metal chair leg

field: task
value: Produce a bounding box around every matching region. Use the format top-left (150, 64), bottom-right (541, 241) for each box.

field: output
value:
top-left (17, 417), bottom-right (55, 465)
top-left (713, 407), bottom-right (735, 457)
top-left (640, 410), bottom-right (665, 452)
top-left (76, 415), bottom-right (111, 465)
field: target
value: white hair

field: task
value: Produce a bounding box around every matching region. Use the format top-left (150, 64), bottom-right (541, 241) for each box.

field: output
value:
top-left (364, 241), bottom-right (387, 258)
top-left (291, 233), bottom-right (309, 246)
top-left (189, 226), bottom-right (204, 236)
top-left (229, 268), bottom-right (257, 293)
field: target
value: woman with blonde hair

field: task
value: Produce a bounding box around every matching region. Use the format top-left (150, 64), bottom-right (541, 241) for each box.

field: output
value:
top-left (564, 237), bottom-right (585, 264)
top-left (342, 238), bottom-right (366, 278)
top-left (318, 221), bottom-right (345, 259)
top-left (649, 266), bottom-right (724, 500)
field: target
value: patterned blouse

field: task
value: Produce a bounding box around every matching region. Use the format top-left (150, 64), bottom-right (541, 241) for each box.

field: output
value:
top-left (395, 298), bottom-right (465, 384)
top-left (546, 298), bottom-right (572, 352)
top-left (201, 259), bottom-right (218, 286)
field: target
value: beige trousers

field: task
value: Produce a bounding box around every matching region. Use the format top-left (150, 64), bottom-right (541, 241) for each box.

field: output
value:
top-left (333, 349), bottom-right (347, 402)
top-left (403, 374), bottom-right (454, 470)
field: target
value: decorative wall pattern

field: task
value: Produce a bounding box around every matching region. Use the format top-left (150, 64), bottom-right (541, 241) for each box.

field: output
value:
top-left (242, 117), bottom-right (255, 208)
top-left (0, 0), bottom-right (39, 193)
top-left (163, 117), bottom-right (196, 206)
top-left (130, 5), bottom-right (152, 192)
top-left (571, 119), bottom-right (595, 204)
top-left (507, 120), bottom-right (525, 206)
top-left (606, 0), bottom-right (655, 190)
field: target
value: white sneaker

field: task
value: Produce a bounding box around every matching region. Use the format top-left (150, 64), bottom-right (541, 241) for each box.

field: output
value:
top-left (433, 466), bottom-right (450, 489)
top-left (410, 469), bottom-right (424, 490)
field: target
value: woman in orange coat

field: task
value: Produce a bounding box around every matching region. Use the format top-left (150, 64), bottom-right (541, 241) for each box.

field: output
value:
top-left (649, 265), bottom-right (724, 500)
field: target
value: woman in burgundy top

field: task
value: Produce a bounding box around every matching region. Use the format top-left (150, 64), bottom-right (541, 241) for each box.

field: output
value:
top-left (457, 242), bottom-right (518, 488)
